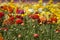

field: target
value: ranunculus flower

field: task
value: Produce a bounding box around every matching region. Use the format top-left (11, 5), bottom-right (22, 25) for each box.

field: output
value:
top-left (9, 16), bottom-right (15, 21)
top-left (16, 15), bottom-right (23, 19)
top-left (0, 5), bottom-right (7, 10)
top-left (1, 28), bottom-right (8, 31)
top-left (38, 16), bottom-right (46, 23)
top-left (0, 37), bottom-right (3, 40)
top-left (0, 12), bottom-right (4, 18)
top-left (43, 3), bottom-right (46, 6)
top-left (16, 19), bottom-right (23, 24)
top-left (33, 34), bottom-right (39, 38)
top-left (50, 17), bottom-right (57, 23)
top-left (47, 19), bottom-right (51, 24)
top-left (8, 14), bottom-right (13, 17)
top-left (29, 14), bottom-right (39, 19)
top-left (16, 8), bottom-right (24, 14)
top-left (38, 8), bottom-right (42, 13)
top-left (55, 29), bottom-right (60, 33)
top-left (8, 6), bottom-right (13, 13)
top-left (28, 8), bottom-right (34, 13)
top-left (3, 19), bottom-right (14, 26)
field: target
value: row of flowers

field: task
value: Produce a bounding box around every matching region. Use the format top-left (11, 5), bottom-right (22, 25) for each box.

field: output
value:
top-left (0, 2), bottom-right (60, 14)
top-left (0, 11), bottom-right (58, 25)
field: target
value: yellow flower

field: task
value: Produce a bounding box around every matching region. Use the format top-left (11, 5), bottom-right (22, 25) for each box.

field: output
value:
top-left (38, 0), bottom-right (42, 4)
top-left (36, 4), bottom-right (40, 8)
top-left (54, 13), bottom-right (60, 19)
top-left (21, 13), bottom-right (28, 16)
top-left (32, 4), bottom-right (40, 10)
top-left (8, 2), bottom-right (16, 8)
top-left (45, 12), bottom-right (51, 19)
top-left (50, 8), bottom-right (55, 13)
top-left (40, 11), bottom-right (45, 16)
top-left (24, 6), bottom-right (29, 11)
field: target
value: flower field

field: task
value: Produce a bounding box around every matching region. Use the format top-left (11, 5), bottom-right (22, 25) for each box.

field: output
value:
top-left (0, 0), bottom-right (60, 40)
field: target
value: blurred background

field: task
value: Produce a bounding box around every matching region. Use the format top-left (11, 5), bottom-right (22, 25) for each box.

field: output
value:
top-left (0, 0), bottom-right (60, 3)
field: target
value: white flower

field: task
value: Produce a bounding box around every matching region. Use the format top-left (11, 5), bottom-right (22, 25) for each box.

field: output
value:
top-left (43, 3), bottom-right (46, 6)
top-left (38, 8), bottom-right (43, 12)
top-left (28, 8), bottom-right (34, 13)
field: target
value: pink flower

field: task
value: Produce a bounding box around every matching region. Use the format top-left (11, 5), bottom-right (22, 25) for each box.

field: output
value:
top-left (16, 8), bottom-right (24, 14)
top-left (33, 34), bottom-right (39, 38)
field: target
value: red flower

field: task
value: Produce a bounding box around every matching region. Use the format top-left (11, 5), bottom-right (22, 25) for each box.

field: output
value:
top-left (9, 16), bottom-right (15, 21)
top-left (33, 34), bottom-right (39, 38)
top-left (0, 12), bottom-right (4, 18)
top-left (1, 28), bottom-right (8, 31)
top-left (16, 19), bottom-right (23, 24)
top-left (16, 15), bottom-right (23, 19)
top-left (29, 14), bottom-right (39, 19)
top-left (16, 8), bottom-right (19, 13)
top-left (50, 17), bottom-right (57, 23)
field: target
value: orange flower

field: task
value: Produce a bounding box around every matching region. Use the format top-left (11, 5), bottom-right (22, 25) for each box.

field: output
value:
top-left (0, 37), bottom-right (3, 40)
top-left (38, 16), bottom-right (46, 23)
top-left (7, 6), bottom-right (13, 13)
top-left (3, 19), bottom-right (14, 26)
top-left (1, 5), bottom-right (7, 10)
top-left (1, 5), bottom-right (13, 13)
